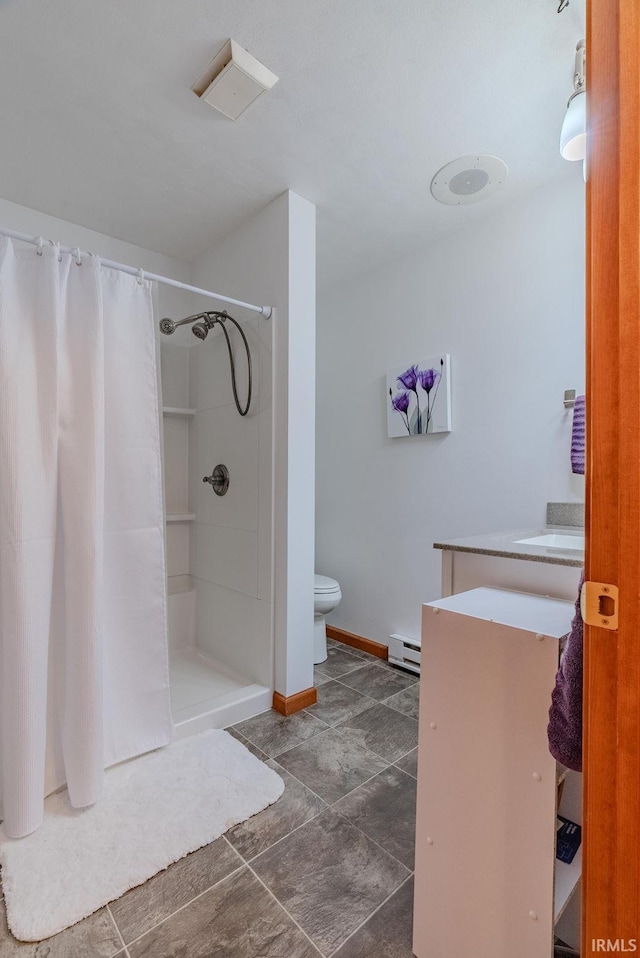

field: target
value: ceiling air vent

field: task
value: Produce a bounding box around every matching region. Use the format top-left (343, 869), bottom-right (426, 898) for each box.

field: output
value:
top-left (191, 40), bottom-right (279, 121)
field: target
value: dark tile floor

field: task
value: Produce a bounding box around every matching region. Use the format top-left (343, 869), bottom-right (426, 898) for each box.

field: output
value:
top-left (0, 639), bottom-right (419, 958)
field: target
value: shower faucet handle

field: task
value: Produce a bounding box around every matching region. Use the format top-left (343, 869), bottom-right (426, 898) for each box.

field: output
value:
top-left (203, 464), bottom-right (230, 497)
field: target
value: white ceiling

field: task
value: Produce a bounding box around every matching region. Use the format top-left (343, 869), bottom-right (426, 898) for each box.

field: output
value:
top-left (0, 0), bottom-right (585, 286)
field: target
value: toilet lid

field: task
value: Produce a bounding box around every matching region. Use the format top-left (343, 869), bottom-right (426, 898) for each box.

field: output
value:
top-left (314, 574), bottom-right (340, 594)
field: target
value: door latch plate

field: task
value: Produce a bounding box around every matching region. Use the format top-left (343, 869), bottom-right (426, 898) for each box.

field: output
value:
top-left (580, 581), bottom-right (619, 630)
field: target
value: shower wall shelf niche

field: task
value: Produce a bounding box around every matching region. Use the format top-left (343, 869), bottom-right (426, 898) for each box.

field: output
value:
top-left (165, 514), bottom-right (196, 523)
top-left (163, 407), bottom-right (196, 417)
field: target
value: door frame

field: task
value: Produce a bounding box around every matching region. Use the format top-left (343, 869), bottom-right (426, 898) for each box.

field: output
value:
top-left (583, 0), bottom-right (640, 950)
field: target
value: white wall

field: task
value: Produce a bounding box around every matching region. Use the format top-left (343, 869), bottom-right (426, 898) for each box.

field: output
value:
top-left (0, 196), bottom-right (191, 314)
top-left (275, 192), bottom-right (317, 697)
top-left (188, 190), bottom-right (316, 696)
top-left (316, 176), bottom-right (585, 647)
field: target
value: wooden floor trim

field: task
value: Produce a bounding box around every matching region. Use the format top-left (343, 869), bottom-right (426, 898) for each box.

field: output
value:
top-left (326, 625), bottom-right (388, 661)
top-left (272, 687), bottom-right (317, 716)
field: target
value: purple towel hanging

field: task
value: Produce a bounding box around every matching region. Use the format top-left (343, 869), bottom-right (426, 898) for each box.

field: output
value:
top-left (571, 394), bottom-right (586, 475)
top-left (548, 574), bottom-right (584, 772)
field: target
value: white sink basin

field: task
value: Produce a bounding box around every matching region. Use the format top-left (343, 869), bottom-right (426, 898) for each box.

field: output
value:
top-left (515, 533), bottom-right (585, 552)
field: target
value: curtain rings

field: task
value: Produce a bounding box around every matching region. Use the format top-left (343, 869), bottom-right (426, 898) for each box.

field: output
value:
top-left (35, 236), bottom-right (44, 256)
top-left (137, 267), bottom-right (145, 285)
top-left (73, 247), bottom-right (82, 266)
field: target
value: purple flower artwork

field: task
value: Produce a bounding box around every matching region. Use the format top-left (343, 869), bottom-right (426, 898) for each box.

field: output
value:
top-left (387, 355), bottom-right (451, 438)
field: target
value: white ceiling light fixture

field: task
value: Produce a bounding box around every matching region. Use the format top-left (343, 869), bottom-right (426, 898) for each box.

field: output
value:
top-left (430, 154), bottom-right (509, 206)
top-left (191, 40), bottom-right (279, 121)
top-left (560, 40), bottom-right (586, 161)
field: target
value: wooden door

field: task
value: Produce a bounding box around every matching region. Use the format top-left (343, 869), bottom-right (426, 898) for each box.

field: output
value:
top-left (583, 0), bottom-right (640, 950)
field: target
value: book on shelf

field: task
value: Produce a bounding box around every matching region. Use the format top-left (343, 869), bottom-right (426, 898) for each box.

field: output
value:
top-left (556, 815), bottom-right (581, 865)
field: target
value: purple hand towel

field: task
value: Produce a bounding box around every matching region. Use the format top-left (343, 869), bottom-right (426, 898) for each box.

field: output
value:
top-left (548, 573), bottom-right (584, 772)
top-left (571, 395), bottom-right (586, 475)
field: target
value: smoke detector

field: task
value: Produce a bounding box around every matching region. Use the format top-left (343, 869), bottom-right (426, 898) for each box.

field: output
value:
top-left (192, 40), bottom-right (279, 120)
top-left (430, 155), bottom-right (508, 205)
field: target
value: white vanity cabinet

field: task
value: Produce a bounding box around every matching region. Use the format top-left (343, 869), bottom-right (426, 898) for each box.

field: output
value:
top-left (437, 544), bottom-right (582, 601)
top-left (413, 588), bottom-right (581, 958)
top-left (435, 530), bottom-right (584, 602)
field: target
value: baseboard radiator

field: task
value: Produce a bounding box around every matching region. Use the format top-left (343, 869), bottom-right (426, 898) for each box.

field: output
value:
top-left (388, 632), bottom-right (421, 675)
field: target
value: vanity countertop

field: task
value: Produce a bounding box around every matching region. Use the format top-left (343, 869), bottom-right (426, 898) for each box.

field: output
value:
top-left (433, 527), bottom-right (584, 568)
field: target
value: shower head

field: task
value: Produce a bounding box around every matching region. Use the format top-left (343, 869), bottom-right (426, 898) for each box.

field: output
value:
top-left (158, 312), bottom-right (213, 337)
top-left (192, 322), bottom-right (209, 340)
top-left (158, 308), bottom-right (252, 415)
top-left (158, 311), bottom-right (227, 341)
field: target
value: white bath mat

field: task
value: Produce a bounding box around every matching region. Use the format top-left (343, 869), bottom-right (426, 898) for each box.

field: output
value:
top-left (0, 729), bottom-right (284, 942)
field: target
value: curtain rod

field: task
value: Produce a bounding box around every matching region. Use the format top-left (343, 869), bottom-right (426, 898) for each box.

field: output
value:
top-left (0, 225), bottom-right (272, 319)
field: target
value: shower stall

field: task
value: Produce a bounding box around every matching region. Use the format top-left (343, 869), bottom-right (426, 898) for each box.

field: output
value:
top-left (0, 189), bottom-right (316, 818)
top-left (157, 190), bottom-right (317, 736)
top-left (160, 296), bottom-right (274, 735)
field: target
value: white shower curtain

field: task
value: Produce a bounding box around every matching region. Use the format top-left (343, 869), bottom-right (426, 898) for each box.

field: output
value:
top-left (0, 238), bottom-right (172, 839)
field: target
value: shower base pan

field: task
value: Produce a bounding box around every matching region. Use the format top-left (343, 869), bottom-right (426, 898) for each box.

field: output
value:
top-left (169, 647), bottom-right (271, 737)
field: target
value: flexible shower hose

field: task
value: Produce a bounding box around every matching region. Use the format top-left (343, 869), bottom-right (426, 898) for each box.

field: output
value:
top-left (217, 313), bottom-right (252, 417)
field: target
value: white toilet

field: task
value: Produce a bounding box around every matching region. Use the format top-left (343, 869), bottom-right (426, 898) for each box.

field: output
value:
top-left (314, 574), bottom-right (342, 664)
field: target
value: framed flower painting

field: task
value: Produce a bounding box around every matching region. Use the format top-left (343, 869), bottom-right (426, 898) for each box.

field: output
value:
top-left (387, 355), bottom-right (451, 438)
